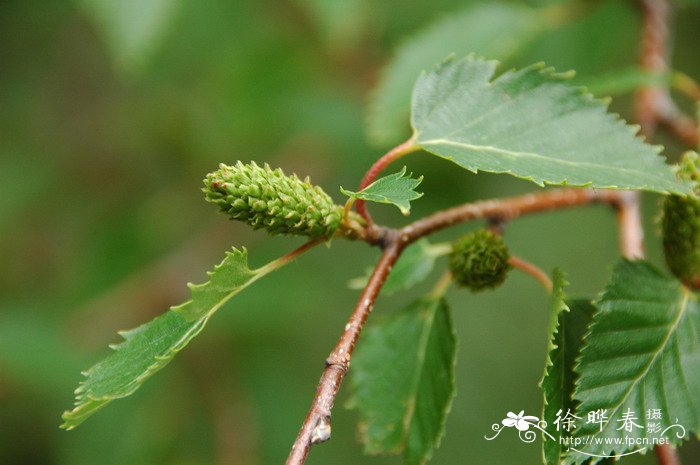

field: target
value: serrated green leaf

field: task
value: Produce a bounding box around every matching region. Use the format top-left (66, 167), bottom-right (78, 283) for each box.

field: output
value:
top-left (540, 269), bottom-right (596, 465)
top-left (367, 1), bottom-right (543, 146)
top-left (341, 167), bottom-right (423, 215)
top-left (348, 239), bottom-right (449, 295)
top-left (543, 299), bottom-right (596, 465)
top-left (347, 297), bottom-right (456, 465)
top-left (61, 247), bottom-right (295, 429)
top-left (411, 56), bottom-right (692, 195)
top-left (541, 269), bottom-right (569, 465)
top-left (564, 260), bottom-right (700, 464)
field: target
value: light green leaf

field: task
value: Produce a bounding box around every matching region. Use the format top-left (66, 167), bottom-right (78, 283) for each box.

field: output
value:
top-left (412, 56), bottom-right (692, 195)
top-left (564, 260), bottom-right (700, 464)
top-left (540, 269), bottom-right (596, 465)
top-left (341, 167), bottom-right (423, 215)
top-left (348, 239), bottom-right (450, 295)
top-left (61, 247), bottom-right (294, 429)
top-left (367, 1), bottom-right (543, 146)
top-left (347, 297), bottom-right (457, 465)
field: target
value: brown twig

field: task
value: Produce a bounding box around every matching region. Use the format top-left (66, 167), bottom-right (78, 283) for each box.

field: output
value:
top-left (635, 0), bottom-right (699, 150)
top-left (636, 1), bottom-right (683, 464)
top-left (286, 187), bottom-right (623, 464)
top-left (286, 236), bottom-right (404, 464)
top-left (288, 1), bottom-right (695, 462)
top-left (655, 444), bottom-right (682, 465)
top-left (636, 0), bottom-right (670, 133)
top-left (655, 95), bottom-right (699, 147)
top-left (400, 188), bottom-right (621, 243)
top-left (615, 190), bottom-right (645, 259)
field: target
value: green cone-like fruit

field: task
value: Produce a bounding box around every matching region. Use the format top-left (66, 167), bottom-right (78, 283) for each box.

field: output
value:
top-left (662, 152), bottom-right (700, 282)
top-left (449, 229), bottom-right (511, 291)
top-left (204, 162), bottom-right (344, 238)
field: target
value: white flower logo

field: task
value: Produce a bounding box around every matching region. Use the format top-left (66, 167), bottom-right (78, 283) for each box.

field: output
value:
top-left (502, 410), bottom-right (539, 431)
top-left (485, 410), bottom-right (554, 443)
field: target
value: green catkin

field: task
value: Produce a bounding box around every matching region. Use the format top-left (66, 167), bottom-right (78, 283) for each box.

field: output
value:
top-left (449, 229), bottom-right (511, 292)
top-left (203, 162), bottom-right (344, 238)
top-left (662, 152), bottom-right (700, 282)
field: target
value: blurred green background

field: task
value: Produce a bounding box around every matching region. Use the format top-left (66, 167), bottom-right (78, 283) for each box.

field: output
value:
top-left (1, 0), bottom-right (698, 464)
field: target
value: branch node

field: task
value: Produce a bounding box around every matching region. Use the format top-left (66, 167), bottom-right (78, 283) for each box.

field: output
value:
top-left (324, 359), bottom-right (349, 374)
top-left (310, 416), bottom-right (332, 444)
top-left (377, 227), bottom-right (400, 249)
top-left (487, 216), bottom-right (508, 234)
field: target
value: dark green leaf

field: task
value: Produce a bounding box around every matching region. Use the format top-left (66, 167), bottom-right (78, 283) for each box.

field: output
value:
top-left (564, 260), bottom-right (700, 464)
top-left (62, 247), bottom-right (294, 429)
top-left (540, 269), bottom-right (596, 465)
top-left (341, 167), bottom-right (423, 215)
top-left (348, 297), bottom-right (457, 464)
top-left (411, 56), bottom-right (691, 194)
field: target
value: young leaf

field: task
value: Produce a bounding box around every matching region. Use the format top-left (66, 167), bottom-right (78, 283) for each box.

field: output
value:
top-left (564, 260), bottom-right (700, 464)
top-left (367, 1), bottom-right (542, 146)
top-left (411, 56), bottom-right (692, 195)
top-left (61, 247), bottom-right (296, 429)
top-left (540, 269), bottom-right (596, 465)
top-left (341, 167), bottom-right (423, 215)
top-left (347, 297), bottom-right (457, 465)
top-left (348, 239), bottom-right (449, 295)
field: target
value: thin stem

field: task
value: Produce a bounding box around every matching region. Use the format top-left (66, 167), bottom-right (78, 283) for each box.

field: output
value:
top-left (672, 71), bottom-right (700, 103)
top-left (635, 1), bottom-right (698, 149)
top-left (655, 445), bottom-right (681, 465)
top-left (429, 270), bottom-right (453, 298)
top-left (636, 1), bottom-right (682, 464)
top-left (426, 242), bottom-right (453, 257)
top-left (636, 0), bottom-right (670, 136)
top-left (615, 190), bottom-right (645, 259)
top-left (286, 237), bottom-right (404, 465)
top-left (653, 91), bottom-right (699, 148)
top-left (355, 137), bottom-right (419, 227)
top-left (509, 255), bottom-right (553, 293)
top-left (256, 238), bottom-right (323, 275)
top-left (342, 197), bottom-right (355, 223)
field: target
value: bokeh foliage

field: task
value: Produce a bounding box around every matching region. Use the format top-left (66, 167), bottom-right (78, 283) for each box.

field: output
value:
top-left (1, 0), bottom-right (699, 464)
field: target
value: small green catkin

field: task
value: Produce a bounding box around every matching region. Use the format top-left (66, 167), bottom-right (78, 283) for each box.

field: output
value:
top-left (449, 229), bottom-right (511, 292)
top-left (203, 161), bottom-right (344, 238)
top-left (662, 152), bottom-right (700, 282)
